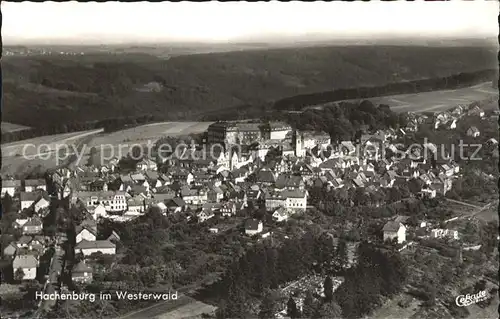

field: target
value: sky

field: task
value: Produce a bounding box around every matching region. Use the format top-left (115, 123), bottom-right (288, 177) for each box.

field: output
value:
top-left (3, 1), bottom-right (499, 44)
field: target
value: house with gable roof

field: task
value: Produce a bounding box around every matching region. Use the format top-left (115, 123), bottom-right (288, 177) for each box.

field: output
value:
top-left (2, 179), bottom-right (22, 197)
top-left (245, 219), bottom-right (263, 236)
top-left (72, 261), bottom-right (93, 283)
top-left (466, 126), bottom-right (480, 138)
top-left (75, 240), bottom-right (116, 256)
top-left (382, 221), bottom-right (406, 244)
top-left (22, 217), bottom-right (43, 235)
top-left (76, 225), bottom-right (97, 244)
top-left (24, 179), bottom-right (47, 193)
top-left (272, 207), bottom-right (290, 222)
top-left (13, 254), bottom-right (38, 280)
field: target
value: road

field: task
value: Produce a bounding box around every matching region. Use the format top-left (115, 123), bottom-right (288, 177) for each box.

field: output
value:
top-left (34, 235), bottom-right (67, 318)
top-left (445, 198), bottom-right (482, 209)
top-left (117, 294), bottom-right (195, 319)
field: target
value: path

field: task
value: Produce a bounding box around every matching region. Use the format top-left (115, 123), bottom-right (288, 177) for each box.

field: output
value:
top-left (444, 199), bottom-right (498, 223)
top-left (444, 198), bottom-right (482, 209)
top-left (116, 294), bottom-right (195, 319)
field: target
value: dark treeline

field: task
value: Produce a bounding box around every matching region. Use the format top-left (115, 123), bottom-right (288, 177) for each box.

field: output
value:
top-left (1, 115), bottom-right (157, 144)
top-left (273, 69), bottom-right (495, 111)
top-left (285, 100), bottom-right (408, 141)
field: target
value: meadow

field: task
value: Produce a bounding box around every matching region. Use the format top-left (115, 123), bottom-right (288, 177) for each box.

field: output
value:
top-left (1, 122), bottom-right (214, 176)
top-left (371, 82), bottom-right (498, 113)
top-left (1, 129), bottom-right (103, 176)
top-left (307, 82), bottom-right (498, 113)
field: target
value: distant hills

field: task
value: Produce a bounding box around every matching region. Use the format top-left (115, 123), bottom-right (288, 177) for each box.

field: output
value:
top-left (2, 43), bottom-right (497, 128)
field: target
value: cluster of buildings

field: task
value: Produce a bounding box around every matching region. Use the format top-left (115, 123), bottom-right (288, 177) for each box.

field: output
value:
top-left (382, 215), bottom-right (461, 247)
top-left (405, 103), bottom-right (486, 135)
top-left (2, 106), bottom-right (486, 284)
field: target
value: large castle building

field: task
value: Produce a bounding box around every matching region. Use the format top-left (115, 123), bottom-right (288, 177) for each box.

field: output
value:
top-left (206, 121), bottom-right (292, 146)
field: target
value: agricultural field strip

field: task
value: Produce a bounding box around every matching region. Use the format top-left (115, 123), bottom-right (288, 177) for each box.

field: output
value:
top-left (307, 82), bottom-right (498, 113)
top-left (2, 129), bottom-right (104, 157)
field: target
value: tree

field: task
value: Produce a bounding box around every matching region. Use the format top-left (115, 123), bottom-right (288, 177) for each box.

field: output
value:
top-left (218, 284), bottom-right (248, 319)
top-left (324, 276), bottom-right (334, 302)
top-left (302, 291), bottom-right (316, 318)
top-left (287, 297), bottom-right (300, 319)
top-left (259, 291), bottom-right (278, 319)
top-left (314, 301), bottom-right (342, 319)
top-left (334, 239), bottom-right (348, 274)
top-left (14, 268), bottom-right (25, 282)
top-left (1, 192), bottom-right (14, 213)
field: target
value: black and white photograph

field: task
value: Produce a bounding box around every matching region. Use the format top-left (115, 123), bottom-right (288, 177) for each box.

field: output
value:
top-left (1, 1), bottom-right (499, 319)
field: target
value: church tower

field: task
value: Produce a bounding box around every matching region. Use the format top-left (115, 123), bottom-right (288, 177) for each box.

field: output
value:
top-left (294, 130), bottom-right (305, 157)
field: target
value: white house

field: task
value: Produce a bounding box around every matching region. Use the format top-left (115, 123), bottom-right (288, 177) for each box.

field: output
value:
top-left (137, 158), bottom-right (157, 171)
top-left (197, 209), bottom-right (215, 223)
top-left (267, 122), bottom-right (292, 140)
top-left (76, 226), bottom-right (97, 244)
top-left (2, 180), bottom-right (21, 197)
top-left (127, 196), bottom-right (147, 214)
top-left (22, 217), bottom-right (43, 235)
top-left (466, 126), bottom-right (480, 138)
top-left (382, 221), bottom-right (406, 244)
top-left (13, 219), bottom-right (29, 230)
top-left (431, 228), bottom-right (459, 240)
top-left (77, 191), bottom-right (127, 213)
top-left (448, 119), bottom-right (457, 130)
top-left (24, 179), bottom-right (47, 193)
top-left (265, 190), bottom-right (307, 212)
top-left (283, 190), bottom-right (308, 211)
top-left (13, 254), bottom-right (38, 280)
top-left (72, 261), bottom-right (93, 283)
top-left (92, 204), bottom-right (108, 220)
top-left (272, 207), bottom-right (289, 222)
top-left (33, 197), bottom-right (50, 213)
top-left (420, 188), bottom-right (437, 199)
top-left (75, 240), bottom-right (116, 256)
top-left (245, 219), bottom-right (263, 236)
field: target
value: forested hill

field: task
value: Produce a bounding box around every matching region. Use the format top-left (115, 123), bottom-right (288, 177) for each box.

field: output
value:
top-left (3, 45), bottom-right (497, 128)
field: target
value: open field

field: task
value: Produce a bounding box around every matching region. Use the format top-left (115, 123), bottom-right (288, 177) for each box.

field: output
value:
top-left (1, 122), bottom-right (213, 175)
top-left (471, 205), bottom-right (499, 222)
top-left (1, 129), bottom-right (103, 176)
top-left (307, 82), bottom-right (498, 114)
top-left (81, 121), bottom-right (214, 164)
top-left (2, 129), bottom-right (104, 157)
top-left (89, 121), bottom-right (213, 147)
top-left (1, 122), bottom-right (31, 133)
top-left (364, 82), bottom-right (498, 113)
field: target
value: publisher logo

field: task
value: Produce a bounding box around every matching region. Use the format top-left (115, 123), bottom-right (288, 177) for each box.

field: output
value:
top-left (455, 290), bottom-right (490, 307)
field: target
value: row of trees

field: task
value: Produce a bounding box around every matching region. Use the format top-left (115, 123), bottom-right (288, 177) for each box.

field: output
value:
top-left (284, 100), bottom-right (408, 142)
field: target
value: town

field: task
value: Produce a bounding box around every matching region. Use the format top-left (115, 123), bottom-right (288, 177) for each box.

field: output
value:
top-left (1, 98), bottom-right (498, 319)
